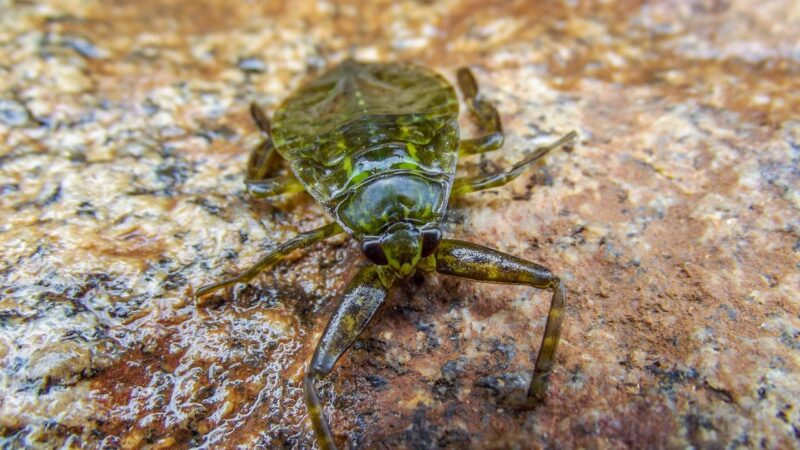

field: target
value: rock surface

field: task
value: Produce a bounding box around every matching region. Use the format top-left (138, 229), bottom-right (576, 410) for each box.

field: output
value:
top-left (0, 0), bottom-right (798, 448)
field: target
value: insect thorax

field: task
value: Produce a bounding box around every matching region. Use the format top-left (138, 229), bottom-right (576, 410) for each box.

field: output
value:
top-left (334, 171), bottom-right (451, 238)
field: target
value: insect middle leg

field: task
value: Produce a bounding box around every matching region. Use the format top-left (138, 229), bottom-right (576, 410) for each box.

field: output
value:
top-left (457, 67), bottom-right (505, 156)
top-left (195, 222), bottom-right (343, 299)
top-left (434, 239), bottom-right (566, 406)
top-left (451, 130), bottom-right (577, 196)
top-left (246, 175), bottom-right (305, 197)
top-left (305, 265), bottom-right (391, 450)
top-left (245, 103), bottom-right (304, 198)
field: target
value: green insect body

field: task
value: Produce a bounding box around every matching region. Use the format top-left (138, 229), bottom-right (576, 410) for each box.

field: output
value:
top-left (273, 61), bottom-right (460, 279)
top-left (197, 60), bottom-right (577, 450)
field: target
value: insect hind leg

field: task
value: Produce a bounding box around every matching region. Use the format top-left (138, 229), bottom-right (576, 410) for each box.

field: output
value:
top-left (457, 67), bottom-right (505, 156)
top-left (433, 239), bottom-right (566, 407)
top-left (452, 131), bottom-right (577, 196)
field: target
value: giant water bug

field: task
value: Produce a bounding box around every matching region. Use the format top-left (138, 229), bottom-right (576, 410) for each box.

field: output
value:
top-left (196, 60), bottom-right (577, 449)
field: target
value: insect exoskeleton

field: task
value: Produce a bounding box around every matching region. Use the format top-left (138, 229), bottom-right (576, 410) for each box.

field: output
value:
top-left (196, 59), bottom-right (577, 450)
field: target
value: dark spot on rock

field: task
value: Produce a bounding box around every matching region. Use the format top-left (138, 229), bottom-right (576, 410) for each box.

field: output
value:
top-left (222, 248), bottom-right (238, 260)
top-left (437, 427), bottom-right (471, 448)
top-left (142, 98), bottom-right (159, 116)
top-left (566, 364), bottom-right (587, 390)
top-left (488, 338), bottom-right (516, 366)
top-left (475, 372), bottom-right (527, 397)
top-left (0, 310), bottom-right (23, 327)
top-left (238, 57), bottom-right (267, 74)
top-left (415, 321), bottom-right (434, 332)
top-left (441, 358), bottom-right (466, 382)
top-left (645, 363), bottom-right (699, 396)
top-left (442, 207), bottom-right (467, 226)
top-left (63, 329), bottom-right (90, 342)
top-left (431, 377), bottom-right (455, 401)
top-left (401, 406), bottom-right (439, 450)
top-left (68, 150), bottom-right (87, 163)
top-left (109, 303), bottom-right (130, 319)
top-left (0, 99), bottom-right (30, 126)
top-left (686, 413), bottom-right (716, 433)
top-left (779, 329), bottom-right (800, 350)
top-left (703, 382), bottom-right (734, 403)
top-left (717, 303), bottom-right (738, 320)
top-left (190, 197), bottom-right (224, 217)
top-left (155, 159), bottom-right (192, 195)
top-left (62, 35), bottom-right (104, 59)
top-left (39, 184), bottom-right (62, 207)
top-left (0, 183), bottom-right (19, 195)
top-left (76, 201), bottom-right (97, 217)
top-left (364, 374), bottom-right (388, 389)
top-left (353, 337), bottom-right (387, 354)
top-left (757, 387), bottom-right (767, 399)
top-left (432, 359), bottom-right (465, 401)
top-left (229, 283), bottom-right (278, 309)
top-left (163, 268), bottom-right (187, 291)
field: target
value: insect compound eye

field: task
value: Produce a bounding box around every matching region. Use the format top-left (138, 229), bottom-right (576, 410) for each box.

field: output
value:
top-left (420, 228), bottom-right (442, 257)
top-left (362, 240), bottom-right (388, 265)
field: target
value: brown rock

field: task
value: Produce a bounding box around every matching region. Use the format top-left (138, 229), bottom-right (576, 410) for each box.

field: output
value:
top-left (0, 0), bottom-right (797, 448)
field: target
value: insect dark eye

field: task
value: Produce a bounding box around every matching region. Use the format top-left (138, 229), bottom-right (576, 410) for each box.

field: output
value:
top-left (362, 240), bottom-right (388, 265)
top-left (421, 228), bottom-right (442, 257)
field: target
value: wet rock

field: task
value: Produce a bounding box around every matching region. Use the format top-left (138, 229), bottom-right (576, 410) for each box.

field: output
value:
top-left (1, 0), bottom-right (798, 448)
top-left (0, 99), bottom-right (30, 127)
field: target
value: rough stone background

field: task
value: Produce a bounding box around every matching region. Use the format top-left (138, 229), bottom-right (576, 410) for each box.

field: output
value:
top-left (1, 0), bottom-right (798, 448)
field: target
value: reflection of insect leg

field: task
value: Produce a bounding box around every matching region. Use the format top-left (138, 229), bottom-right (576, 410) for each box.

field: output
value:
top-left (195, 222), bottom-right (343, 298)
top-left (305, 266), bottom-right (391, 450)
top-left (452, 131), bottom-right (577, 196)
top-left (434, 239), bottom-right (565, 406)
top-left (245, 103), bottom-right (304, 197)
top-left (457, 67), bottom-right (505, 156)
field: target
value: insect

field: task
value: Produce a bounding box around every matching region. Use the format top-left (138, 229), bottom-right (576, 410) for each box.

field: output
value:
top-left (196, 59), bottom-right (576, 449)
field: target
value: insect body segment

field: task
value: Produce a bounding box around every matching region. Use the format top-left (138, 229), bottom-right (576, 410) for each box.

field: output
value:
top-left (272, 60), bottom-right (460, 225)
top-left (196, 60), bottom-right (577, 450)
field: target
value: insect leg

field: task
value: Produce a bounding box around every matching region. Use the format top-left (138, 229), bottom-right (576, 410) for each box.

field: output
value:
top-left (195, 222), bottom-right (343, 299)
top-left (305, 265), bottom-right (391, 450)
top-left (244, 103), bottom-right (306, 198)
top-left (246, 102), bottom-right (284, 181)
top-left (245, 175), bottom-right (305, 198)
top-left (434, 239), bottom-right (565, 407)
top-left (456, 67), bottom-right (505, 156)
top-left (451, 131), bottom-right (577, 196)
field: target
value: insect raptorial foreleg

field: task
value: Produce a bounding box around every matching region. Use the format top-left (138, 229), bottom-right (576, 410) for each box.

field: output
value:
top-left (457, 67), bottom-right (505, 156)
top-left (434, 239), bottom-right (565, 407)
top-left (305, 265), bottom-right (391, 450)
top-left (195, 222), bottom-right (343, 299)
top-left (451, 131), bottom-right (577, 196)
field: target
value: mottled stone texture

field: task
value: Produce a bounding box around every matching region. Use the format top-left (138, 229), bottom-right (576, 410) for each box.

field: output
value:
top-left (0, 0), bottom-right (798, 448)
